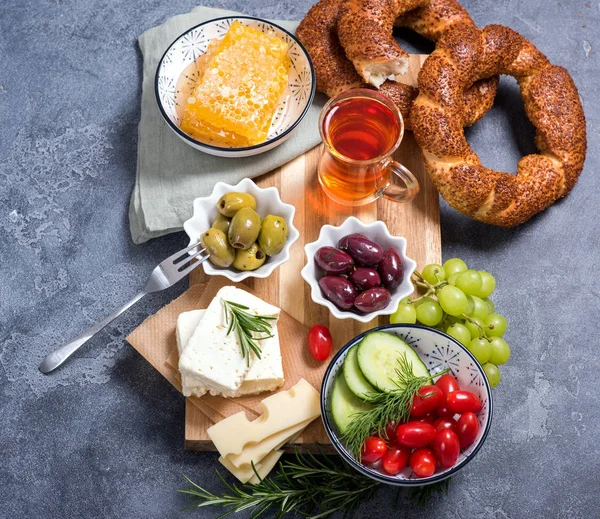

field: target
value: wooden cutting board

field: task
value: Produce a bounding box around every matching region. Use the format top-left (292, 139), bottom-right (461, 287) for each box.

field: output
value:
top-left (181, 54), bottom-right (441, 450)
top-left (127, 54), bottom-right (441, 450)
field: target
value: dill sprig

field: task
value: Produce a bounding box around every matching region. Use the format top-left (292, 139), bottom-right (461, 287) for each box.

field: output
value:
top-left (180, 447), bottom-right (380, 518)
top-left (222, 300), bottom-right (277, 367)
top-left (342, 356), bottom-right (448, 458)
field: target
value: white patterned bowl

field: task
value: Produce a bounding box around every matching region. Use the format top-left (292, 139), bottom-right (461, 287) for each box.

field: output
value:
top-left (321, 325), bottom-right (493, 486)
top-left (155, 16), bottom-right (315, 157)
top-left (183, 178), bottom-right (299, 281)
top-left (300, 217), bottom-right (417, 323)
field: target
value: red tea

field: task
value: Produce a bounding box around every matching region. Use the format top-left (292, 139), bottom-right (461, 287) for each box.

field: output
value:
top-left (319, 96), bottom-right (401, 204)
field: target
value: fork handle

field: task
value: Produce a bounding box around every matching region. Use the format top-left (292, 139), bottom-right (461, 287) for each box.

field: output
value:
top-left (39, 291), bottom-right (147, 374)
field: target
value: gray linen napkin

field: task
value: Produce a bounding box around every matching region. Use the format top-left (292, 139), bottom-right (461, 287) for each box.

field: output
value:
top-left (130, 6), bottom-right (324, 244)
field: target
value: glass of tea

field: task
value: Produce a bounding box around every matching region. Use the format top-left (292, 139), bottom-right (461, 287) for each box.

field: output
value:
top-left (318, 88), bottom-right (419, 206)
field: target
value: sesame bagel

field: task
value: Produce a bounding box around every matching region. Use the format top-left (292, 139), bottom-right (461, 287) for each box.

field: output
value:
top-left (411, 24), bottom-right (586, 226)
top-left (297, 0), bottom-right (418, 124)
top-left (297, 0), bottom-right (498, 128)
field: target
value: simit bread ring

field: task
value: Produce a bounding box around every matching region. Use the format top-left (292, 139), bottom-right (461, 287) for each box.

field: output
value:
top-left (298, 0), bottom-right (498, 127)
top-left (297, 0), bottom-right (418, 124)
top-left (411, 24), bottom-right (587, 226)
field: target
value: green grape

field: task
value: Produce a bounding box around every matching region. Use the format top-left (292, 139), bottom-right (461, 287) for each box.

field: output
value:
top-left (467, 337), bottom-right (491, 364)
top-left (443, 258), bottom-right (468, 277)
top-left (446, 323), bottom-right (471, 346)
top-left (469, 295), bottom-right (489, 320)
top-left (484, 313), bottom-right (507, 337)
top-left (412, 297), bottom-right (427, 307)
top-left (400, 297), bottom-right (411, 304)
top-left (476, 271), bottom-right (496, 298)
top-left (390, 303), bottom-right (417, 324)
top-left (442, 314), bottom-right (461, 327)
top-left (465, 317), bottom-right (485, 339)
top-left (437, 285), bottom-right (468, 316)
top-left (483, 363), bottom-right (501, 388)
top-left (415, 297), bottom-right (444, 326)
top-left (455, 270), bottom-right (483, 296)
top-left (447, 272), bottom-right (460, 286)
top-left (488, 337), bottom-right (511, 365)
top-left (421, 263), bottom-right (446, 285)
top-left (465, 295), bottom-right (475, 315)
top-left (484, 298), bottom-right (495, 313)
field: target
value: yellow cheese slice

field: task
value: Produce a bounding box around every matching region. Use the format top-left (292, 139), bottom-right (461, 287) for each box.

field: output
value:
top-left (219, 449), bottom-right (283, 484)
top-left (207, 379), bottom-right (321, 458)
top-left (226, 417), bottom-right (313, 469)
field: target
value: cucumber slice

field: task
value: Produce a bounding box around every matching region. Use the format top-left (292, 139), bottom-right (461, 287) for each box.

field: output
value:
top-left (343, 345), bottom-right (376, 400)
top-left (330, 373), bottom-right (372, 434)
top-left (357, 331), bottom-right (431, 392)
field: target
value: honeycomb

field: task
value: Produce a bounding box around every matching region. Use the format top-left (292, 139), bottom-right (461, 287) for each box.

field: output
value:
top-left (180, 21), bottom-right (290, 147)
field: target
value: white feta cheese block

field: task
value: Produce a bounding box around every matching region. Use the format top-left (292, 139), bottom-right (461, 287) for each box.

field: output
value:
top-left (176, 310), bottom-right (208, 397)
top-left (236, 325), bottom-right (284, 397)
top-left (178, 286), bottom-right (282, 398)
top-left (176, 310), bottom-right (205, 356)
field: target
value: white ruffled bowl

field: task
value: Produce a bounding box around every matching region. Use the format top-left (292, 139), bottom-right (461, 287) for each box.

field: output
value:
top-left (183, 178), bottom-right (299, 281)
top-left (300, 217), bottom-right (417, 323)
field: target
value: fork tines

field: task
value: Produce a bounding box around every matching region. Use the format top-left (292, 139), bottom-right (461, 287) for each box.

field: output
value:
top-left (162, 241), bottom-right (209, 279)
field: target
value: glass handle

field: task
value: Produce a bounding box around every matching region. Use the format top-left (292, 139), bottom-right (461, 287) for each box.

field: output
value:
top-left (382, 161), bottom-right (419, 203)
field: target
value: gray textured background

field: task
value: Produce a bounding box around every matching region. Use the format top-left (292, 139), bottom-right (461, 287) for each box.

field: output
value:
top-left (1, 0), bottom-right (598, 517)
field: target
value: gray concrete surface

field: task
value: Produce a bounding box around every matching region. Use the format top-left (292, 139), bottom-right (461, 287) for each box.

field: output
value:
top-left (1, 0), bottom-right (598, 517)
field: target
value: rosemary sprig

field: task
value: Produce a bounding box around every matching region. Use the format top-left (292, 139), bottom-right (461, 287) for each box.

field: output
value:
top-left (180, 447), bottom-right (380, 518)
top-left (180, 448), bottom-right (452, 517)
top-left (343, 356), bottom-right (448, 458)
top-left (222, 300), bottom-right (277, 367)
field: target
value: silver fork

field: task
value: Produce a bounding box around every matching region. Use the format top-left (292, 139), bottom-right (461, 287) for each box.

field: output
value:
top-left (39, 242), bottom-right (208, 374)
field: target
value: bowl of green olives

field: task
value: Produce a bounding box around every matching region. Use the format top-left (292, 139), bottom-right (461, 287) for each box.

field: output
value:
top-left (183, 178), bottom-right (299, 281)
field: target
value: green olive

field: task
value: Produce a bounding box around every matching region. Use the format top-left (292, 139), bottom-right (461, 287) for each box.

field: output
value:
top-left (200, 228), bottom-right (235, 268)
top-left (232, 243), bottom-right (267, 271)
top-left (258, 215), bottom-right (288, 256)
top-left (228, 207), bottom-right (261, 250)
top-left (217, 192), bottom-right (257, 217)
top-left (211, 214), bottom-right (231, 234)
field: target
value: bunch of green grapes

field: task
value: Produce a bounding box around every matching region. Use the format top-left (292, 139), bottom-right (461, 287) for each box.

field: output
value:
top-left (390, 258), bottom-right (510, 388)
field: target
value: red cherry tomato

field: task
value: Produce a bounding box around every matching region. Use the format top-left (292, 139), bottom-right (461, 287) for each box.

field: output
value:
top-left (435, 374), bottom-right (461, 396)
top-left (307, 325), bottom-right (333, 362)
top-left (410, 385), bottom-right (444, 417)
top-left (436, 404), bottom-right (455, 418)
top-left (413, 412), bottom-right (436, 424)
top-left (384, 421), bottom-right (398, 441)
top-left (410, 448), bottom-right (437, 478)
top-left (396, 422), bottom-right (436, 449)
top-left (381, 445), bottom-right (411, 475)
top-left (360, 436), bottom-right (387, 464)
top-left (456, 412), bottom-right (480, 449)
top-left (446, 390), bottom-right (482, 414)
top-left (433, 429), bottom-right (460, 468)
top-left (433, 417), bottom-right (457, 433)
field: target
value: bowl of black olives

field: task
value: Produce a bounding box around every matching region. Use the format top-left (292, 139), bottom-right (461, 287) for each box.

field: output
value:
top-left (300, 217), bottom-right (417, 322)
top-left (183, 178), bottom-right (299, 281)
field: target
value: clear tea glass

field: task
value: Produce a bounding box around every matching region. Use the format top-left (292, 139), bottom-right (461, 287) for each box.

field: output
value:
top-left (318, 88), bottom-right (419, 206)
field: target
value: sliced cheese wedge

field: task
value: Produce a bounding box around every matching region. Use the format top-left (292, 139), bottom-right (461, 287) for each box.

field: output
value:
top-left (176, 310), bottom-right (205, 356)
top-left (219, 449), bottom-right (283, 484)
top-left (226, 417), bottom-right (313, 469)
top-left (207, 379), bottom-right (321, 458)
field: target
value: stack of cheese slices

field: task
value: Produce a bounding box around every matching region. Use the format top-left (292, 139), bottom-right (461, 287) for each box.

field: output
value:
top-left (208, 379), bottom-right (321, 483)
top-left (177, 286), bottom-right (285, 398)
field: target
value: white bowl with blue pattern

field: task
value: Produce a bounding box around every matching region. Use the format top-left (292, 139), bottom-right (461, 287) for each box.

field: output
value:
top-left (155, 16), bottom-right (315, 157)
top-left (321, 324), bottom-right (493, 486)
